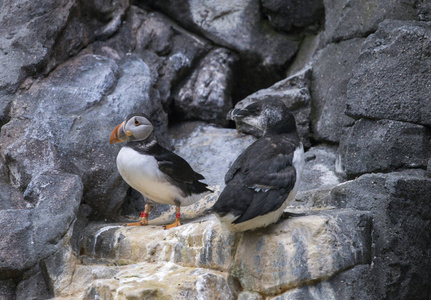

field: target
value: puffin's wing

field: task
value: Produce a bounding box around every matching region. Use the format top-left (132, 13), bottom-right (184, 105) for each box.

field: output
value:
top-left (154, 147), bottom-right (205, 183)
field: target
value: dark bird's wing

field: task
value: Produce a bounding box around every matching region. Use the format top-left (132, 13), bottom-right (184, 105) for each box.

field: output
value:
top-left (214, 136), bottom-right (298, 223)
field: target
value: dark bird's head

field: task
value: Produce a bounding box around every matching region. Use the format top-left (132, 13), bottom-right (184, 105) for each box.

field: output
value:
top-left (227, 99), bottom-right (297, 135)
top-left (110, 113), bottom-right (154, 144)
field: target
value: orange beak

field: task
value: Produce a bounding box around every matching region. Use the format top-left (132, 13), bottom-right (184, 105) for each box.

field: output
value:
top-left (110, 122), bottom-right (126, 144)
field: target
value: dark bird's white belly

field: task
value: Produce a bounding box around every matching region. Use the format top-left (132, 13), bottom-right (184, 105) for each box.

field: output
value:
top-left (116, 147), bottom-right (203, 206)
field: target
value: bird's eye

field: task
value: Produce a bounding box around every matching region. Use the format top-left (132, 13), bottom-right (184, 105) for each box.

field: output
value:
top-left (134, 118), bottom-right (141, 126)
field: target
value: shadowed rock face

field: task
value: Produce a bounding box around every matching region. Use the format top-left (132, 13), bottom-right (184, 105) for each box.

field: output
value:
top-left (346, 20), bottom-right (431, 127)
top-left (310, 38), bottom-right (362, 143)
top-left (139, 0), bottom-right (302, 100)
top-left (0, 0), bottom-right (430, 298)
top-left (173, 48), bottom-right (238, 125)
top-left (337, 119), bottom-right (431, 178)
top-left (0, 173), bottom-right (82, 280)
top-left (330, 171), bottom-right (431, 299)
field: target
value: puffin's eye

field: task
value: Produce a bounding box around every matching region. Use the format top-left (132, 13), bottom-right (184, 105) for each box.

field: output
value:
top-left (134, 118), bottom-right (141, 126)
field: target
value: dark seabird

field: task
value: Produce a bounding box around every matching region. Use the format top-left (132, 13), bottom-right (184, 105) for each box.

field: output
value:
top-left (212, 99), bottom-right (304, 232)
top-left (110, 113), bottom-right (211, 229)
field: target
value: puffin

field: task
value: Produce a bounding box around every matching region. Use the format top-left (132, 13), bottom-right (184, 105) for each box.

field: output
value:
top-left (110, 113), bottom-right (211, 229)
top-left (212, 99), bottom-right (304, 232)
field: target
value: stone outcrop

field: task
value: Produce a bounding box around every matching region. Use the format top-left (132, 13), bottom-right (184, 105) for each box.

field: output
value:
top-left (57, 209), bottom-right (371, 299)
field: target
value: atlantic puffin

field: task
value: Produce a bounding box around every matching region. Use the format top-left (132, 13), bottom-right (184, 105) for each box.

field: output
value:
top-left (110, 113), bottom-right (211, 229)
top-left (212, 99), bottom-right (304, 232)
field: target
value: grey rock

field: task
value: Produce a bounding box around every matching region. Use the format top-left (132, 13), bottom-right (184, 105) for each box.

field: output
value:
top-left (329, 171), bottom-right (431, 299)
top-left (46, 0), bottom-right (129, 72)
top-left (346, 20), bottom-right (431, 127)
top-left (0, 279), bottom-right (15, 300)
top-left (0, 209), bottom-right (33, 279)
top-left (287, 34), bottom-right (323, 76)
top-left (0, 179), bottom-right (25, 210)
top-left (0, 0), bottom-right (129, 123)
top-left (81, 217), bottom-right (239, 272)
top-left (322, 265), bottom-right (374, 300)
top-left (84, 261), bottom-right (237, 299)
top-left (322, 0), bottom-right (419, 43)
top-left (310, 38), bottom-right (363, 143)
top-left (173, 48), bottom-right (238, 125)
top-left (142, 0), bottom-right (298, 65)
top-left (233, 68), bottom-right (312, 147)
top-left (261, 0), bottom-right (324, 32)
top-left (1, 53), bottom-right (163, 217)
top-left (0, 0), bottom-right (73, 117)
top-left (269, 265), bottom-right (373, 300)
top-left (232, 210), bottom-right (371, 295)
top-left (41, 244), bottom-right (76, 295)
top-left (0, 173), bottom-right (82, 279)
top-left (290, 145), bottom-right (341, 209)
top-left (70, 204), bottom-right (93, 253)
top-left (26, 173), bottom-right (83, 254)
top-left (336, 119), bottom-right (431, 178)
top-left (90, 6), bottom-right (213, 107)
top-left (299, 145), bottom-right (340, 192)
top-left (238, 291), bottom-right (264, 300)
top-left (418, 2), bottom-right (431, 21)
top-left (16, 265), bottom-right (52, 300)
top-left (141, 0), bottom-right (299, 99)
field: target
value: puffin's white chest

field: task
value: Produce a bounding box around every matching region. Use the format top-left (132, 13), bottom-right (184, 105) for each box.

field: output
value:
top-left (116, 147), bottom-right (176, 204)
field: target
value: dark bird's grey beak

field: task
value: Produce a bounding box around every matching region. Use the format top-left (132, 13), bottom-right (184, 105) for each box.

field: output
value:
top-left (227, 108), bottom-right (241, 120)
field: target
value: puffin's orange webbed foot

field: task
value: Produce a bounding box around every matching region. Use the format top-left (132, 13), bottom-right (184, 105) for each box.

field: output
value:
top-left (163, 219), bottom-right (181, 230)
top-left (163, 211), bottom-right (181, 230)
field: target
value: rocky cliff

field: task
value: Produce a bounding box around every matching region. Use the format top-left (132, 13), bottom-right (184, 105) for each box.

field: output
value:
top-left (0, 0), bottom-right (430, 299)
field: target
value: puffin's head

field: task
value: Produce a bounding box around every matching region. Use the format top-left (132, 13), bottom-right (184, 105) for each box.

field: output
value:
top-left (227, 99), bottom-right (296, 134)
top-left (110, 113), bottom-right (154, 144)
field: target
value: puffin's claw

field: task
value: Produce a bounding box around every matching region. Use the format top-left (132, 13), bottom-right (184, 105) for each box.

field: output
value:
top-left (163, 219), bottom-right (181, 230)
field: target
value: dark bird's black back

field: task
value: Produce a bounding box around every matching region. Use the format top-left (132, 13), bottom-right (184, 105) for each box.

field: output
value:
top-left (213, 133), bottom-right (299, 223)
